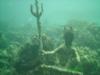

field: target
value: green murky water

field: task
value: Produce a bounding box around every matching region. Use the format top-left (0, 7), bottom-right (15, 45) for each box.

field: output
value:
top-left (0, 0), bottom-right (100, 75)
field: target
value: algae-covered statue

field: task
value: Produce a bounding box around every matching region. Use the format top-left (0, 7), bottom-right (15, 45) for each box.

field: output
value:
top-left (42, 26), bottom-right (76, 66)
top-left (13, 0), bottom-right (82, 74)
top-left (57, 26), bottom-right (75, 66)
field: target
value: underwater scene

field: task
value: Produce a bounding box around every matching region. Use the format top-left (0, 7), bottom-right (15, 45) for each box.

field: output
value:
top-left (0, 0), bottom-right (100, 75)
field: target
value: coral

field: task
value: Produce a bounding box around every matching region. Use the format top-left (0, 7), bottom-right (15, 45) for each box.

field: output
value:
top-left (73, 46), bottom-right (100, 75)
top-left (0, 45), bottom-right (19, 75)
top-left (0, 33), bottom-right (8, 49)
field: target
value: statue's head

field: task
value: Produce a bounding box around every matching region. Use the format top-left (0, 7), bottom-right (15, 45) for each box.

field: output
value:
top-left (63, 26), bottom-right (74, 48)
